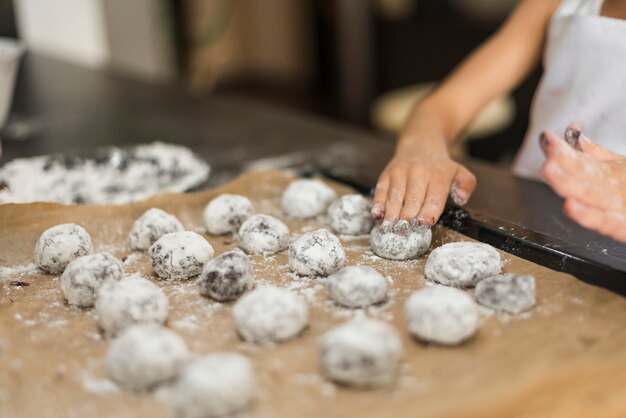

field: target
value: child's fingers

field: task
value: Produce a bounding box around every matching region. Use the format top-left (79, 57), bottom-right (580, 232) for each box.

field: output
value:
top-left (577, 135), bottom-right (619, 161)
top-left (450, 165), bottom-right (476, 206)
top-left (383, 169), bottom-right (407, 224)
top-left (564, 198), bottom-right (626, 242)
top-left (398, 167), bottom-right (427, 223)
top-left (417, 177), bottom-right (451, 226)
top-left (372, 175), bottom-right (389, 220)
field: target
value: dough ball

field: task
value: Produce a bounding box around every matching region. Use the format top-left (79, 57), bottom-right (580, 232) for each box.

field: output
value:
top-left (233, 287), bottom-right (309, 343)
top-left (203, 194), bottom-right (254, 235)
top-left (107, 324), bottom-right (190, 392)
top-left (282, 179), bottom-right (337, 219)
top-left (328, 266), bottom-right (388, 308)
top-left (475, 274), bottom-right (536, 314)
top-left (197, 248), bottom-right (254, 302)
top-left (34, 223), bottom-right (93, 274)
top-left (96, 276), bottom-right (169, 337)
top-left (328, 194), bottom-right (374, 235)
top-left (370, 224), bottom-right (431, 261)
top-left (60, 252), bottom-right (123, 308)
top-left (149, 231), bottom-right (214, 280)
top-left (173, 353), bottom-right (256, 418)
top-left (129, 208), bottom-right (184, 251)
top-left (321, 318), bottom-right (403, 388)
top-left (288, 229), bottom-right (346, 276)
top-left (404, 286), bottom-right (479, 345)
top-left (425, 242), bottom-right (501, 287)
top-left (238, 214), bottom-right (289, 254)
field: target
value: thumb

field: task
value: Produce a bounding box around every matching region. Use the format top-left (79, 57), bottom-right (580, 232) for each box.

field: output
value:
top-left (450, 164), bottom-right (476, 206)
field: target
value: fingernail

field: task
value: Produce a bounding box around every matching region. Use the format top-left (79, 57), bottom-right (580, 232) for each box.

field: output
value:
top-left (450, 184), bottom-right (467, 206)
top-left (371, 205), bottom-right (384, 220)
top-left (411, 217), bottom-right (430, 232)
top-left (417, 217), bottom-right (434, 227)
top-left (564, 127), bottom-right (582, 150)
top-left (380, 220), bottom-right (394, 234)
top-left (539, 132), bottom-right (549, 153)
top-left (393, 219), bottom-right (410, 236)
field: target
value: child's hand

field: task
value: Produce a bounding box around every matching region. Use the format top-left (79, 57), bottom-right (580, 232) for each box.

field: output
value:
top-left (371, 149), bottom-right (476, 233)
top-left (540, 124), bottom-right (626, 242)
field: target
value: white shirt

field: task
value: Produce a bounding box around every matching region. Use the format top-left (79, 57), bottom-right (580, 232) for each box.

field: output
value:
top-left (513, 0), bottom-right (626, 180)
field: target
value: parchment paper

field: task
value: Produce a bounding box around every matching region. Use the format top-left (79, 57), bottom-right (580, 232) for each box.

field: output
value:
top-left (1, 169), bottom-right (626, 418)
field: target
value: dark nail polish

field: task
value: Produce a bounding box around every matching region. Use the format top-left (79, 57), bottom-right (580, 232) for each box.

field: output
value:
top-left (539, 132), bottom-right (549, 153)
top-left (393, 219), bottom-right (410, 236)
top-left (564, 127), bottom-right (581, 150)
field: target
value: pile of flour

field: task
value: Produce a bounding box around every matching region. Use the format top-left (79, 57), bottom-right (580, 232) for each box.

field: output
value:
top-left (0, 142), bottom-right (210, 204)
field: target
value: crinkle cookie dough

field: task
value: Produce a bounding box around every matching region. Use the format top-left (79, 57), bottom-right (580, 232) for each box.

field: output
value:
top-left (238, 214), bottom-right (289, 254)
top-left (327, 265), bottom-right (388, 308)
top-left (204, 194), bottom-right (254, 235)
top-left (370, 224), bottom-right (432, 261)
top-left (34, 223), bottom-right (93, 274)
top-left (475, 274), bottom-right (536, 314)
top-left (328, 194), bottom-right (374, 235)
top-left (404, 286), bottom-right (479, 345)
top-left (233, 287), bottom-right (309, 343)
top-left (95, 276), bottom-right (169, 337)
top-left (128, 208), bottom-right (184, 251)
top-left (197, 248), bottom-right (254, 302)
top-left (107, 324), bottom-right (190, 392)
top-left (425, 242), bottom-right (501, 287)
top-left (321, 318), bottom-right (403, 388)
top-left (60, 252), bottom-right (123, 308)
top-left (288, 229), bottom-right (346, 276)
top-left (174, 353), bottom-right (256, 418)
top-left (282, 178), bottom-right (337, 219)
top-left (149, 231), bottom-right (214, 280)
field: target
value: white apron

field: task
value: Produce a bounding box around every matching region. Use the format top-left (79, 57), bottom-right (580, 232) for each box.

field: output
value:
top-left (512, 0), bottom-right (626, 180)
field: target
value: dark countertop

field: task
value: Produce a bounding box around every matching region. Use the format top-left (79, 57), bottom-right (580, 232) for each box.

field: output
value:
top-left (3, 54), bottom-right (625, 290)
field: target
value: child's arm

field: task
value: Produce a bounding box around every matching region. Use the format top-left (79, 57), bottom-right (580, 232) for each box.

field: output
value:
top-left (541, 126), bottom-right (626, 242)
top-left (372, 0), bottom-right (560, 231)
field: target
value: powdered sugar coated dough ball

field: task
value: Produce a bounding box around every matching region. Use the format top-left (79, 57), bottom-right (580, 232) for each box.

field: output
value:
top-left (288, 229), bottom-right (346, 276)
top-left (425, 242), bottom-right (501, 287)
top-left (327, 265), bottom-right (388, 308)
top-left (282, 178), bottom-right (337, 219)
top-left (238, 214), bottom-right (289, 254)
top-left (129, 208), bottom-right (184, 251)
top-left (204, 194), bottom-right (254, 235)
top-left (321, 318), bottom-right (403, 388)
top-left (107, 324), bottom-right (190, 391)
top-left (60, 252), bottom-right (123, 308)
top-left (197, 248), bottom-right (254, 302)
top-left (404, 286), bottom-right (479, 345)
top-left (34, 223), bottom-right (93, 274)
top-left (174, 353), bottom-right (256, 418)
top-left (328, 194), bottom-right (374, 235)
top-left (370, 224), bottom-right (431, 261)
top-left (233, 287), bottom-right (309, 343)
top-left (96, 276), bottom-right (169, 336)
top-left (149, 231), bottom-right (214, 280)
top-left (475, 274), bottom-right (536, 314)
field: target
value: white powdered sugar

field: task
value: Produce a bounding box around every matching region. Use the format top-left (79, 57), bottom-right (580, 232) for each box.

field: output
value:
top-left (173, 353), bottom-right (256, 418)
top-left (129, 208), bottom-right (184, 251)
top-left (404, 286), bottom-right (479, 345)
top-left (370, 224), bottom-right (431, 261)
top-left (197, 248), bottom-right (255, 302)
top-left (328, 194), bottom-right (374, 235)
top-left (288, 229), bottom-right (346, 277)
top-left (475, 274), bottom-right (536, 314)
top-left (425, 242), bottom-right (501, 287)
top-left (282, 179), bottom-right (337, 219)
top-left (203, 194), bottom-right (254, 235)
top-left (233, 286), bottom-right (309, 343)
top-left (95, 275), bottom-right (169, 337)
top-left (320, 318), bottom-right (403, 388)
top-left (238, 214), bottom-right (290, 254)
top-left (0, 142), bottom-right (210, 204)
top-left (327, 265), bottom-right (388, 308)
top-left (34, 223), bottom-right (94, 274)
top-left (60, 252), bottom-right (123, 308)
top-left (149, 231), bottom-right (214, 280)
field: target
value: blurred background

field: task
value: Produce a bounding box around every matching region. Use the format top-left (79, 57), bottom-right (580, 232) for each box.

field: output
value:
top-left (0, 0), bottom-right (541, 166)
